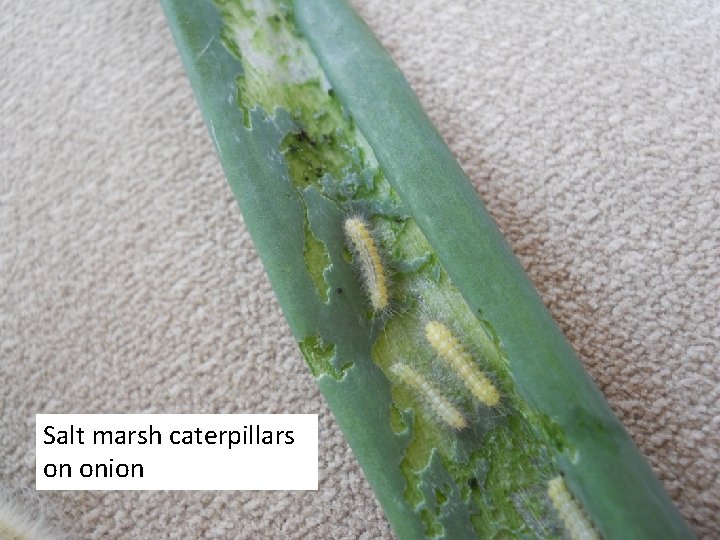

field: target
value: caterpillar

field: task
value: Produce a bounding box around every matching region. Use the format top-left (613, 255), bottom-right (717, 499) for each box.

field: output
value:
top-left (0, 487), bottom-right (58, 540)
top-left (425, 321), bottom-right (500, 407)
top-left (547, 476), bottom-right (600, 540)
top-left (343, 217), bottom-right (389, 312)
top-left (390, 363), bottom-right (467, 430)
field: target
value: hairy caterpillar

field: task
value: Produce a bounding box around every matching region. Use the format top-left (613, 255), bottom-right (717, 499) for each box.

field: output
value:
top-left (0, 487), bottom-right (58, 540)
top-left (343, 217), bottom-right (389, 312)
top-left (425, 321), bottom-right (500, 407)
top-left (390, 363), bottom-right (467, 430)
top-left (547, 476), bottom-right (600, 540)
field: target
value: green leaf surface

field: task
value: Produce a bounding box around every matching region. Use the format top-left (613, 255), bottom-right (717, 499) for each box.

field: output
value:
top-left (160, 0), bottom-right (695, 538)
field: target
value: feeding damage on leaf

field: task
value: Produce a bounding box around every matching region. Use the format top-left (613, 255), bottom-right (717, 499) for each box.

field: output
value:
top-left (205, 0), bottom-right (596, 537)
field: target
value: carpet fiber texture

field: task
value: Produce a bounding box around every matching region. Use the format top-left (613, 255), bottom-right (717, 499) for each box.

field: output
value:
top-left (2, 0), bottom-right (718, 538)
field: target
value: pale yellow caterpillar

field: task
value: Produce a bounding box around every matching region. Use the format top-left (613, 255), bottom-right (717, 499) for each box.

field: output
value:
top-left (425, 321), bottom-right (500, 407)
top-left (390, 363), bottom-right (467, 430)
top-left (547, 476), bottom-right (600, 540)
top-left (0, 487), bottom-right (58, 540)
top-left (343, 217), bottom-right (389, 312)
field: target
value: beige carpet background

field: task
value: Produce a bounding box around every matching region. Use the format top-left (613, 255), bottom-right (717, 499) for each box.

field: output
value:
top-left (2, 0), bottom-right (718, 538)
